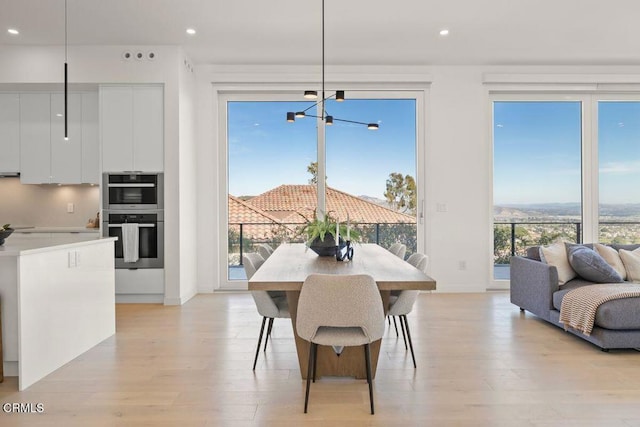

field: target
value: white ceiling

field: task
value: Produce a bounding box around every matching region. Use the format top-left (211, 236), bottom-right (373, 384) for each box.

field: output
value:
top-left (1, 0), bottom-right (639, 66)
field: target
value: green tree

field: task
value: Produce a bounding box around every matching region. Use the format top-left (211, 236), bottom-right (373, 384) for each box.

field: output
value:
top-left (384, 173), bottom-right (416, 214)
top-left (307, 162), bottom-right (318, 184)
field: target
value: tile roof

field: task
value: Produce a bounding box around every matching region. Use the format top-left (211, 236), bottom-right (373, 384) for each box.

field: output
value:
top-left (241, 184), bottom-right (415, 225)
top-left (228, 195), bottom-right (299, 242)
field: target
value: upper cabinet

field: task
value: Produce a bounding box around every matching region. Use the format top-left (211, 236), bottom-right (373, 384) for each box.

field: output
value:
top-left (101, 85), bottom-right (164, 172)
top-left (0, 94), bottom-right (20, 173)
top-left (19, 91), bottom-right (99, 184)
top-left (81, 92), bottom-right (99, 184)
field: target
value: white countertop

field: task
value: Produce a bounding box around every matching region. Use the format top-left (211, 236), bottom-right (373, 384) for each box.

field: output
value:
top-left (0, 235), bottom-right (116, 257)
top-left (13, 227), bottom-right (101, 233)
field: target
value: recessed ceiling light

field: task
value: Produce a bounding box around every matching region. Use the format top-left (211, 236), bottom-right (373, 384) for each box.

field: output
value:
top-left (7, 28), bottom-right (19, 35)
top-left (186, 28), bottom-right (196, 35)
top-left (439, 29), bottom-right (449, 36)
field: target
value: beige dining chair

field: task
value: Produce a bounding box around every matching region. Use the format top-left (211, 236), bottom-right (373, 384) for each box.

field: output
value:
top-left (388, 242), bottom-right (407, 260)
top-left (297, 273), bottom-right (385, 414)
top-left (243, 252), bottom-right (290, 370)
top-left (388, 252), bottom-right (429, 368)
top-left (257, 243), bottom-right (274, 260)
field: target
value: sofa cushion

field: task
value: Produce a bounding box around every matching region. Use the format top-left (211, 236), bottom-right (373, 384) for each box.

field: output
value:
top-left (566, 243), bottom-right (623, 283)
top-left (609, 243), bottom-right (640, 252)
top-left (539, 242), bottom-right (576, 286)
top-left (619, 248), bottom-right (640, 283)
top-left (594, 243), bottom-right (627, 280)
top-left (553, 280), bottom-right (640, 329)
top-left (526, 246), bottom-right (542, 261)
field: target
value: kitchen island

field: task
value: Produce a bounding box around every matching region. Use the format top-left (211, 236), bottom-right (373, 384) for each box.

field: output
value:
top-left (0, 234), bottom-right (117, 390)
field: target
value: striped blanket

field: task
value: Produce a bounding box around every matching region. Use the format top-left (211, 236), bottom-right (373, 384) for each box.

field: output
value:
top-left (559, 283), bottom-right (640, 336)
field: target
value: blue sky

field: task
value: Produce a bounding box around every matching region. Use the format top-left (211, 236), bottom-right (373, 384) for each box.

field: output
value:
top-left (228, 99), bottom-right (416, 198)
top-left (494, 101), bottom-right (640, 205)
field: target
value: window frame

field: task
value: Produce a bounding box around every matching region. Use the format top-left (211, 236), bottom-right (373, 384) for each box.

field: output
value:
top-left (218, 89), bottom-right (427, 290)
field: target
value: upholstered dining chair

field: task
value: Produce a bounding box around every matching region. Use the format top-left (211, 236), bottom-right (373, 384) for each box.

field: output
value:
top-left (388, 252), bottom-right (429, 368)
top-left (297, 273), bottom-right (385, 414)
top-left (243, 253), bottom-right (290, 370)
top-left (388, 242), bottom-right (407, 260)
top-left (257, 243), bottom-right (274, 260)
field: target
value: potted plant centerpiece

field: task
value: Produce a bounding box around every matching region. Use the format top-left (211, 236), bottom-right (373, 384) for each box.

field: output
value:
top-left (0, 224), bottom-right (14, 246)
top-left (298, 212), bottom-right (359, 256)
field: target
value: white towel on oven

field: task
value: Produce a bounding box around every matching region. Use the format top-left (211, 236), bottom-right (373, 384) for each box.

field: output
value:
top-left (121, 223), bottom-right (140, 263)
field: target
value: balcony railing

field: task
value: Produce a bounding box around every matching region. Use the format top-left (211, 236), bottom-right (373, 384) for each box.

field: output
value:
top-left (494, 220), bottom-right (640, 265)
top-left (228, 221), bottom-right (417, 266)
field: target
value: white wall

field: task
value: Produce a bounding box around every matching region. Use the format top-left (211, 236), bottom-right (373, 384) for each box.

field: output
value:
top-left (195, 64), bottom-right (640, 293)
top-left (172, 49), bottom-right (199, 303)
top-left (0, 45), bottom-right (192, 304)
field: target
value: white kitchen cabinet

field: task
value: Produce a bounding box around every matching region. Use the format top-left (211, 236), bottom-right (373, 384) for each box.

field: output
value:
top-left (0, 93), bottom-right (20, 173)
top-left (101, 85), bottom-right (164, 172)
top-left (19, 93), bottom-right (51, 184)
top-left (81, 92), bottom-right (99, 183)
top-left (19, 92), bottom-right (99, 184)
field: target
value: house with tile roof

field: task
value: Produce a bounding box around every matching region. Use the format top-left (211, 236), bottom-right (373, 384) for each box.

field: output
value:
top-left (230, 184), bottom-right (415, 242)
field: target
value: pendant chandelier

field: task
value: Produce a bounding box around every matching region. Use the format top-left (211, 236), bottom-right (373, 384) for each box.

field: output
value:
top-left (63, 0), bottom-right (69, 140)
top-left (286, 0), bottom-right (379, 130)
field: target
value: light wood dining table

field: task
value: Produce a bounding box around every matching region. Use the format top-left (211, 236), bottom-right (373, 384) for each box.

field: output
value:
top-left (248, 243), bottom-right (436, 379)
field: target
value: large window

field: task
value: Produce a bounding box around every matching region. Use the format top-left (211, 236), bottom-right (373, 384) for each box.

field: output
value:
top-left (325, 98), bottom-right (418, 257)
top-left (223, 92), bottom-right (421, 286)
top-left (598, 101), bottom-right (640, 244)
top-left (493, 100), bottom-right (583, 280)
top-left (493, 95), bottom-right (640, 282)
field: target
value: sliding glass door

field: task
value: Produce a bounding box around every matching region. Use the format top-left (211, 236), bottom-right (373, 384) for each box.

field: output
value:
top-left (221, 91), bottom-right (423, 287)
top-left (597, 100), bottom-right (640, 244)
top-left (492, 94), bottom-right (640, 282)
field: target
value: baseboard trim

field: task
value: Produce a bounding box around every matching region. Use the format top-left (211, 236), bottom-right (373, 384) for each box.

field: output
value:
top-left (115, 294), bottom-right (164, 304)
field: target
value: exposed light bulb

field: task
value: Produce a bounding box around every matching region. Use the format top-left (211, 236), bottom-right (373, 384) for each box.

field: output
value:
top-left (186, 28), bottom-right (196, 35)
top-left (439, 29), bottom-right (449, 36)
top-left (7, 28), bottom-right (19, 35)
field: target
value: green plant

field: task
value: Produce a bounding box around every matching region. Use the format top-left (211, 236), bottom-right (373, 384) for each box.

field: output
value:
top-left (297, 212), bottom-right (360, 246)
top-left (1, 224), bottom-right (11, 231)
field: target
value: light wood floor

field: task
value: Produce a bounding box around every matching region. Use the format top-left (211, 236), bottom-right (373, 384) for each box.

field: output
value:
top-left (2, 291), bottom-right (640, 426)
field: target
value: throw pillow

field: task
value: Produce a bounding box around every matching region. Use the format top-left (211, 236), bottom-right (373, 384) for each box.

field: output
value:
top-left (565, 243), bottom-right (623, 283)
top-left (594, 243), bottom-right (627, 280)
top-left (619, 248), bottom-right (640, 283)
top-left (539, 242), bottom-right (576, 285)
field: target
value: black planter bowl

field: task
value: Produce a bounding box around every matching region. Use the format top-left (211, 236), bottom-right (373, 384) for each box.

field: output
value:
top-left (308, 236), bottom-right (345, 257)
top-left (0, 228), bottom-right (14, 246)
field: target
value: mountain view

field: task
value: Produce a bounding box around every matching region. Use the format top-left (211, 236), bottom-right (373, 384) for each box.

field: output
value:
top-left (494, 203), bottom-right (640, 264)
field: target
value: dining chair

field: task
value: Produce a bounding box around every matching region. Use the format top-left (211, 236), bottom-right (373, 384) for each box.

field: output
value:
top-left (388, 242), bottom-right (407, 260)
top-left (257, 243), bottom-right (274, 260)
top-left (243, 253), bottom-right (290, 370)
top-left (388, 252), bottom-right (429, 368)
top-left (297, 273), bottom-right (385, 414)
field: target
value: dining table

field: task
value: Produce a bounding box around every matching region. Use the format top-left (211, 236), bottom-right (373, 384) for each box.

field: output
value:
top-left (248, 243), bottom-right (436, 379)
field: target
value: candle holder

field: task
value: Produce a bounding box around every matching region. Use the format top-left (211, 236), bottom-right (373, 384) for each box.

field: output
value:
top-left (336, 240), bottom-right (354, 262)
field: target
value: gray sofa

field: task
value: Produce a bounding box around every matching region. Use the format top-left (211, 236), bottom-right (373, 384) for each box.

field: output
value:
top-left (510, 244), bottom-right (640, 351)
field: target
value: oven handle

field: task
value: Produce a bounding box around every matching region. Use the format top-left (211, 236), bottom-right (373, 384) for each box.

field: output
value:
top-left (107, 183), bottom-right (155, 188)
top-left (108, 223), bottom-right (156, 228)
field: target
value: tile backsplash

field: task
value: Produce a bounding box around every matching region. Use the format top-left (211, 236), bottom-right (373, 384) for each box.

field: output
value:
top-left (0, 177), bottom-right (100, 227)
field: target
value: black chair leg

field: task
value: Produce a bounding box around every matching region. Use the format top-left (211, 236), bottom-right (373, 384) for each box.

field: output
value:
top-left (264, 317), bottom-right (274, 352)
top-left (253, 317), bottom-right (267, 370)
top-left (312, 342), bottom-right (318, 383)
top-left (387, 315), bottom-right (391, 326)
top-left (392, 315), bottom-right (399, 336)
top-left (304, 342), bottom-right (315, 413)
top-left (399, 315), bottom-right (408, 350)
top-left (364, 343), bottom-right (374, 415)
top-left (402, 315), bottom-right (417, 369)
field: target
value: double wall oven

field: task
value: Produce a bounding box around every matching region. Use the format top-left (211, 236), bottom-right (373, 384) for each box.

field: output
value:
top-left (102, 173), bottom-right (164, 269)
